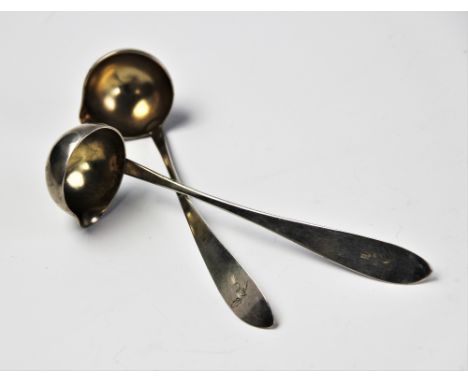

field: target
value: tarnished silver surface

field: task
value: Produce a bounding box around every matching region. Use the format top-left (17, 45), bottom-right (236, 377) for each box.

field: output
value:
top-left (79, 50), bottom-right (274, 328)
top-left (47, 124), bottom-right (432, 284)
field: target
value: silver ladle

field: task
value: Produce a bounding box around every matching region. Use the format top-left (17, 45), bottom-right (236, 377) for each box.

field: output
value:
top-left (46, 124), bottom-right (432, 292)
top-left (78, 49), bottom-right (274, 328)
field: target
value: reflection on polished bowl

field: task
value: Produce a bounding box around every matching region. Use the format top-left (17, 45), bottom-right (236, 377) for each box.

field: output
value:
top-left (80, 49), bottom-right (173, 138)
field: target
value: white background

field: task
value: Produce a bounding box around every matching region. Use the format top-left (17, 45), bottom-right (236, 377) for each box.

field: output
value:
top-left (0, 12), bottom-right (466, 370)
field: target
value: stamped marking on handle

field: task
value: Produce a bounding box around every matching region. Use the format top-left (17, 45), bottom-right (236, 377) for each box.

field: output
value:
top-left (230, 276), bottom-right (249, 308)
top-left (360, 251), bottom-right (392, 265)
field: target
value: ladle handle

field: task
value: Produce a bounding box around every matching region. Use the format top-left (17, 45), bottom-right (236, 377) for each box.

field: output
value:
top-left (124, 159), bottom-right (431, 284)
top-left (151, 130), bottom-right (274, 328)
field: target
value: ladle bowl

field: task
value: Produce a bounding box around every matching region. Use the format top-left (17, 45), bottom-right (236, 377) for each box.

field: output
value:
top-left (80, 49), bottom-right (173, 138)
top-left (46, 124), bottom-right (126, 227)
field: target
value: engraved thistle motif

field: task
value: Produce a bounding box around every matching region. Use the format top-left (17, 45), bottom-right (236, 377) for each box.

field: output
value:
top-left (231, 280), bottom-right (249, 308)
